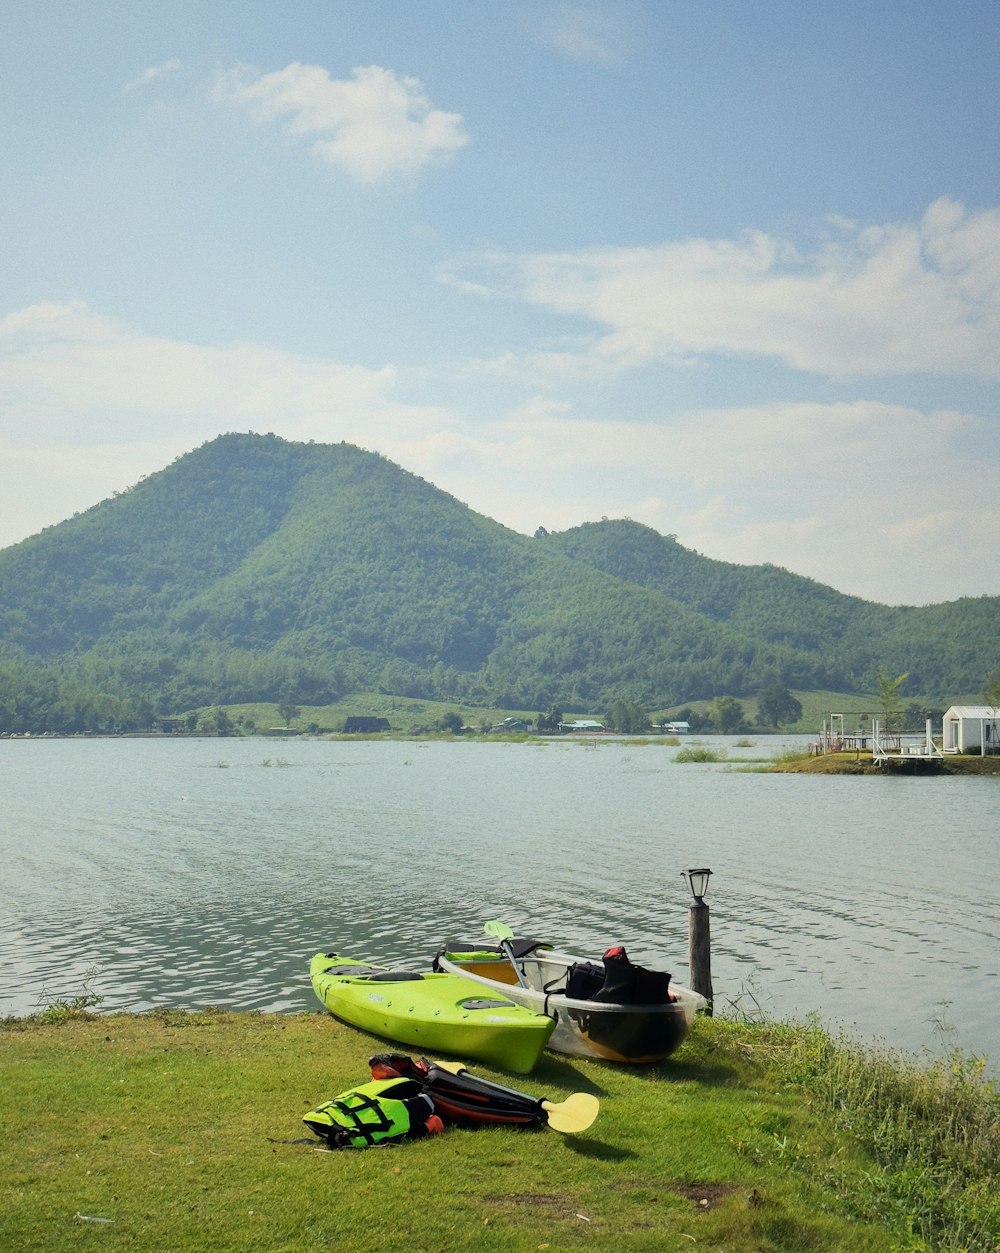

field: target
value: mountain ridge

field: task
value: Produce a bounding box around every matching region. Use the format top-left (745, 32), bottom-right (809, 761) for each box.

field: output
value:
top-left (0, 433), bottom-right (995, 731)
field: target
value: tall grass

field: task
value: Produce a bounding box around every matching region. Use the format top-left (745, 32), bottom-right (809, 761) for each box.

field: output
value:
top-left (772, 1023), bottom-right (1000, 1251)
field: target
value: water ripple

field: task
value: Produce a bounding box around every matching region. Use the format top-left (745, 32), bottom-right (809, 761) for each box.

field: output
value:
top-left (1, 737), bottom-right (997, 1070)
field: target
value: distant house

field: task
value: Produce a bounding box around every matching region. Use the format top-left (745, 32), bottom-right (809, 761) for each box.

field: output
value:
top-left (343, 716), bottom-right (391, 734)
top-left (492, 717), bottom-right (531, 732)
top-left (663, 721), bottom-right (690, 734)
top-left (558, 719), bottom-right (606, 734)
top-left (942, 706), bottom-right (1000, 754)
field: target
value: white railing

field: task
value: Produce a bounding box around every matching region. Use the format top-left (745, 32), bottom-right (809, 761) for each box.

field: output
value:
top-left (871, 719), bottom-right (944, 762)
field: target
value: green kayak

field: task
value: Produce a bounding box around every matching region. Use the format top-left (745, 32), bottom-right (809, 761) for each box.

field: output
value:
top-left (309, 951), bottom-right (556, 1074)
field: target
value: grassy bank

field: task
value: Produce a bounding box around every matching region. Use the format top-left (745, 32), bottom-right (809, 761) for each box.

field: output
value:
top-left (3, 1008), bottom-right (997, 1251)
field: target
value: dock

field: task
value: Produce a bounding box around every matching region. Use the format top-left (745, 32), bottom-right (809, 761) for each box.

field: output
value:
top-left (814, 714), bottom-right (945, 770)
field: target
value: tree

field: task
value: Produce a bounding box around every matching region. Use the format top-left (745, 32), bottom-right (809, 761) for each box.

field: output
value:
top-left (536, 708), bottom-right (563, 733)
top-left (984, 674), bottom-right (1000, 708)
top-left (277, 700), bottom-right (301, 728)
top-left (673, 706), bottom-right (710, 732)
top-left (754, 684), bottom-right (803, 729)
top-left (875, 670), bottom-right (908, 732)
top-left (201, 706), bottom-right (234, 736)
top-left (710, 695), bottom-right (745, 734)
top-left (437, 710), bottom-right (463, 734)
top-left (605, 699), bottom-right (650, 734)
top-left (902, 702), bottom-right (943, 731)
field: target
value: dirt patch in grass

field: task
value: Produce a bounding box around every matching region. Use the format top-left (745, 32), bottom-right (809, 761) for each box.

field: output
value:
top-left (611, 1179), bottom-right (740, 1212)
top-left (675, 1182), bottom-right (741, 1211)
top-left (480, 1191), bottom-right (600, 1232)
top-left (487, 1192), bottom-right (577, 1210)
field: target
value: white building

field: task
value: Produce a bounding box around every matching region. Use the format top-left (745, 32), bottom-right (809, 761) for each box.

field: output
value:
top-left (941, 706), bottom-right (1000, 754)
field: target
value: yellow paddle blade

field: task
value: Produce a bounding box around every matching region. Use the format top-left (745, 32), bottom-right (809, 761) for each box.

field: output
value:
top-left (541, 1092), bottom-right (600, 1134)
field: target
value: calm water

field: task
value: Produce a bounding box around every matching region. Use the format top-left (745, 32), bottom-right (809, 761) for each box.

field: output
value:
top-left (2, 736), bottom-right (998, 1071)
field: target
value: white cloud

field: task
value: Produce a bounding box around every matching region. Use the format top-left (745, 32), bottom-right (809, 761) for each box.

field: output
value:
top-left (123, 58), bottom-right (180, 93)
top-left (383, 398), bottom-right (1000, 605)
top-left (0, 301), bottom-right (397, 442)
top-left (1, 301), bottom-right (996, 604)
top-left (215, 62), bottom-right (468, 183)
top-left (537, 3), bottom-right (634, 66)
top-left (468, 199), bottom-right (1000, 380)
top-left (0, 301), bottom-right (449, 546)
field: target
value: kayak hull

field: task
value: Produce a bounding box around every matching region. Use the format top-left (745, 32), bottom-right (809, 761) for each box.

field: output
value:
top-left (436, 947), bottom-right (705, 1064)
top-left (309, 952), bottom-right (556, 1075)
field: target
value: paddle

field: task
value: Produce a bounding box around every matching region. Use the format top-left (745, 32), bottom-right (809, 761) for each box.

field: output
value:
top-left (483, 919), bottom-right (529, 988)
top-left (432, 1060), bottom-right (599, 1134)
top-left (538, 1090), bottom-right (600, 1134)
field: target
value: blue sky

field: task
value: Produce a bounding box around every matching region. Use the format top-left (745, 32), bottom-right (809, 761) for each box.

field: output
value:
top-left (2, 1), bottom-right (998, 605)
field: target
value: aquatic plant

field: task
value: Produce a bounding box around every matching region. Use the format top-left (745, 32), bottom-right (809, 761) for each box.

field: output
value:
top-left (36, 968), bottom-right (104, 1023)
top-left (675, 746), bottom-right (726, 763)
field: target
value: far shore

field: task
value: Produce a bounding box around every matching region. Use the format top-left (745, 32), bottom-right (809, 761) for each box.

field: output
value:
top-left (4, 728), bottom-right (1000, 777)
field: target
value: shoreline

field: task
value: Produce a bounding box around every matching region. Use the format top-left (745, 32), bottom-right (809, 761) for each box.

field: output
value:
top-left (773, 752), bottom-right (1000, 776)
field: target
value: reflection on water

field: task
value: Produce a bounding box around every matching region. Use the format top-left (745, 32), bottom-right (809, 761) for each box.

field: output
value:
top-left (2, 736), bottom-right (998, 1071)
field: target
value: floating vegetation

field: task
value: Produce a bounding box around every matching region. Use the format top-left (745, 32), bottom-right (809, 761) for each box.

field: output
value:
top-left (675, 746), bottom-right (727, 763)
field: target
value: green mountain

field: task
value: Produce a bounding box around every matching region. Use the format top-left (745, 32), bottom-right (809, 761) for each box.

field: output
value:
top-left (540, 520), bottom-right (999, 697)
top-left (0, 433), bottom-right (996, 732)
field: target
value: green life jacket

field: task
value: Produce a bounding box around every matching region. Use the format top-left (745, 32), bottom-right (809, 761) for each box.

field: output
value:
top-left (303, 1077), bottom-right (440, 1149)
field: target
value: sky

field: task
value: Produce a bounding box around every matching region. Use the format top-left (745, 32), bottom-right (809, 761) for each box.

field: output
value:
top-left (2, 1), bottom-right (998, 606)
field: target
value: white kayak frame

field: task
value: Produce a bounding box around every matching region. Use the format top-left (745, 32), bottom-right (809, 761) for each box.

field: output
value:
top-left (436, 947), bottom-right (706, 1062)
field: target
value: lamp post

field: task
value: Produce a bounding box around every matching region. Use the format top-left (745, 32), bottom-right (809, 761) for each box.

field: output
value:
top-left (682, 867), bottom-right (714, 1013)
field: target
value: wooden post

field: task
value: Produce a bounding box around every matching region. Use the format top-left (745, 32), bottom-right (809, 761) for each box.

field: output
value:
top-left (688, 898), bottom-right (714, 1014)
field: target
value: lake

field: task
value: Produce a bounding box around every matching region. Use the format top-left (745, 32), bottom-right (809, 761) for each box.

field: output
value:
top-left (2, 735), bottom-right (998, 1072)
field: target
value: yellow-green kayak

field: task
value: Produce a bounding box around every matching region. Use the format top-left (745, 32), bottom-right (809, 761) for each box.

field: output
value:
top-left (310, 952), bottom-right (556, 1074)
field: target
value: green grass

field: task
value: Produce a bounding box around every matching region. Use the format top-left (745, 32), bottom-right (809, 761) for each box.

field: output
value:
top-left (191, 687), bottom-right (892, 739)
top-left (3, 1008), bottom-right (996, 1251)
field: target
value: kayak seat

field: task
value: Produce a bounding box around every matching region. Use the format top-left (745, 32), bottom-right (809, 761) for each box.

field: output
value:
top-left (323, 963), bottom-right (379, 977)
top-left (365, 971), bottom-right (426, 982)
top-left (459, 998), bottom-right (517, 1010)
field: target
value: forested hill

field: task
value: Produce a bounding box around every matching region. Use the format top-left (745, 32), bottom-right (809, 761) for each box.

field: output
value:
top-left (0, 433), bottom-right (996, 730)
top-left (540, 520), bottom-right (999, 697)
